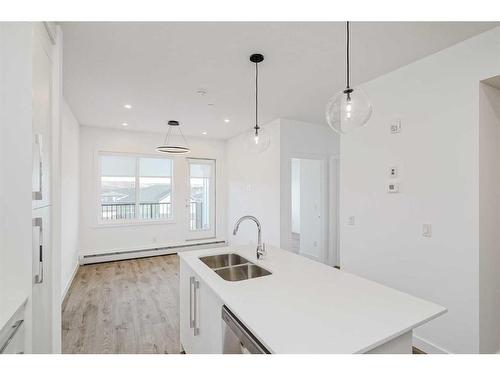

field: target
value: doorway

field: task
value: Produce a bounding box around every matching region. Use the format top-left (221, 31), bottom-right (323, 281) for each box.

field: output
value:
top-left (290, 157), bottom-right (327, 263)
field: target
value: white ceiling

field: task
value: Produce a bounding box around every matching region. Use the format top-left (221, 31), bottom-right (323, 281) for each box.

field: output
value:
top-left (62, 22), bottom-right (498, 139)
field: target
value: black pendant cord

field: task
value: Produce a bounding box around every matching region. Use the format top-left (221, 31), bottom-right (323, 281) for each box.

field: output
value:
top-left (346, 21), bottom-right (350, 90)
top-left (255, 61), bottom-right (259, 136)
top-left (344, 21), bottom-right (353, 99)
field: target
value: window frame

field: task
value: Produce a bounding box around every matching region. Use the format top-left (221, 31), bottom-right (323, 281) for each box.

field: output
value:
top-left (96, 151), bottom-right (175, 226)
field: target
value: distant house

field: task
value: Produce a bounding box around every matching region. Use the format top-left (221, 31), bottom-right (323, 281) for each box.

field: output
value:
top-left (101, 185), bottom-right (171, 205)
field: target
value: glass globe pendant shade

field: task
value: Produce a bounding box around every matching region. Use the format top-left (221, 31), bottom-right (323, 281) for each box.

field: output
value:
top-left (326, 87), bottom-right (372, 135)
top-left (243, 128), bottom-right (271, 154)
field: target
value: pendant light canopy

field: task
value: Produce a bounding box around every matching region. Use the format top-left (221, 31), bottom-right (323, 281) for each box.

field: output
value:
top-left (243, 53), bottom-right (270, 153)
top-left (156, 120), bottom-right (191, 154)
top-left (326, 22), bottom-right (372, 134)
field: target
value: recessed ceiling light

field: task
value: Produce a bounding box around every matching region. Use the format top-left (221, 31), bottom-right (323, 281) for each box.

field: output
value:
top-left (121, 122), bottom-right (128, 127)
top-left (202, 131), bottom-right (207, 135)
top-left (196, 89), bottom-right (207, 96)
top-left (224, 118), bottom-right (230, 123)
top-left (123, 104), bottom-right (132, 109)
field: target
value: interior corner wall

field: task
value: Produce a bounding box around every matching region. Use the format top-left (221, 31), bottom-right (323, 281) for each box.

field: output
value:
top-left (60, 99), bottom-right (80, 297)
top-left (226, 119), bottom-right (281, 247)
top-left (340, 26), bottom-right (500, 354)
top-left (478, 82), bottom-right (500, 354)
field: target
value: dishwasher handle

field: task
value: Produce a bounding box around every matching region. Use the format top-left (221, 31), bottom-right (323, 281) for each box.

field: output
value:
top-left (221, 305), bottom-right (270, 354)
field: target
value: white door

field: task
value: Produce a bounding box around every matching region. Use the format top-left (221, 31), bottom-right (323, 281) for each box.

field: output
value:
top-left (290, 157), bottom-right (327, 263)
top-left (186, 159), bottom-right (216, 240)
top-left (32, 206), bottom-right (52, 353)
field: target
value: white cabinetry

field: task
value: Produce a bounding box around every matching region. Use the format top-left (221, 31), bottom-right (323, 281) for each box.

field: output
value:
top-left (31, 206), bottom-right (52, 353)
top-left (180, 259), bottom-right (224, 354)
top-left (0, 302), bottom-right (27, 354)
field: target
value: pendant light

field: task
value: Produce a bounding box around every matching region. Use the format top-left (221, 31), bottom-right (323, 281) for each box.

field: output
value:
top-left (156, 120), bottom-right (191, 154)
top-left (326, 22), bottom-right (372, 134)
top-left (243, 53), bottom-right (270, 153)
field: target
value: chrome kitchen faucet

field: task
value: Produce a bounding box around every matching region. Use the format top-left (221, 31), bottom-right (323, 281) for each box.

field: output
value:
top-left (232, 216), bottom-right (266, 260)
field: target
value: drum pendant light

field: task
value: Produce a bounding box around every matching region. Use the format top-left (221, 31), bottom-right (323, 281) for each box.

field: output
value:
top-left (156, 120), bottom-right (191, 154)
top-left (243, 53), bottom-right (270, 153)
top-left (326, 22), bottom-right (372, 134)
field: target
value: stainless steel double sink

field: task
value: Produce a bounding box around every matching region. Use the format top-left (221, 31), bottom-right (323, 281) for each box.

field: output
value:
top-left (199, 253), bottom-right (271, 282)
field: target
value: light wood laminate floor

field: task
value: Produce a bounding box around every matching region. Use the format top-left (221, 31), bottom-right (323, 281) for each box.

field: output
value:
top-left (62, 255), bottom-right (180, 354)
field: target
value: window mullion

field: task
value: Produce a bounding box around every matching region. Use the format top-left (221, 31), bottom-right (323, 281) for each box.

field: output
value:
top-left (135, 157), bottom-right (140, 220)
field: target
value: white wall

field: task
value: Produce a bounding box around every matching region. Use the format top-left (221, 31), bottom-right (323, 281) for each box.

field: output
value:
top-left (60, 100), bottom-right (80, 297)
top-left (226, 120), bottom-right (281, 247)
top-left (79, 126), bottom-right (227, 255)
top-left (478, 81), bottom-right (500, 354)
top-left (340, 27), bottom-right (500, 354)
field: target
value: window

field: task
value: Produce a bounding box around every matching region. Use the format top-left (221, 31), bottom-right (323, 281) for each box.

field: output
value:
top-left (188, 159), bottom-right (215, 238)
top-left (99, 154), bottom-right (173, 222)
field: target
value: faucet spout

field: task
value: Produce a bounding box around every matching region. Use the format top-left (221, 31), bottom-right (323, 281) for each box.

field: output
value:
top-left (232, 216), bottom-right (265, 259)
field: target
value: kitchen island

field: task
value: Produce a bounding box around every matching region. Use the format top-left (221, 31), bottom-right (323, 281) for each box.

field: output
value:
top-left (179, 244), bottom-right (446, 354)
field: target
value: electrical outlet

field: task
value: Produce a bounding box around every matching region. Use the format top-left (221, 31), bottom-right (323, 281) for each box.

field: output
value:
top-left (390, 119), bottom-right (402, 134)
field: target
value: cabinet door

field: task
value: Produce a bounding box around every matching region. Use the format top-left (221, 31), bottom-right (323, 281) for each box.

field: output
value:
top-left (179, 259), bottom-right (224, 354)
top-left (179, 259), bottom-right (197, 353)
top-left (196, 277), bottom-right (224, 353)
top-left (32, 23), bottom-right (52, 209)
top-left (32, 206), bottom-right (52, 353)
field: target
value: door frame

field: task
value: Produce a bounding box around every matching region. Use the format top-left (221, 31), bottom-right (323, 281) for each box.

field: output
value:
top-left (185, 158), bottom-right (217, 241)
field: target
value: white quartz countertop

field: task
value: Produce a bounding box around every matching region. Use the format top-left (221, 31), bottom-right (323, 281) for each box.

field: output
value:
top-left (179, 244), bottom-right (446, 354)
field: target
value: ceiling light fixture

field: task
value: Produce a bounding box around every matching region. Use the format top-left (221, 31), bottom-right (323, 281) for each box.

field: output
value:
top-left (326, 21), bottom-right (372, 134)
top-left (243, 53), bottom-right (270, 153)
top-left (202, 131), bottom-right (208, 135)
top-left (156, 120), bottom-right (191, 154)
top-left (224, 118), bottom-right (230, 123)
top-left (121, 122), bottom-right (128, 127)
top-left (123, 104), bottom-right (132, 109)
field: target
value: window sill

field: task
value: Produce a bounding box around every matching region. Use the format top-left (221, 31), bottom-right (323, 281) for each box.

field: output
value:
top-left (94, 219), bottom-right (176, 228)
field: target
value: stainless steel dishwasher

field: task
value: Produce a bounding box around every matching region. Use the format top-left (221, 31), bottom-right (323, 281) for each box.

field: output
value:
top-left (222, 305), bottom-right (270, 354)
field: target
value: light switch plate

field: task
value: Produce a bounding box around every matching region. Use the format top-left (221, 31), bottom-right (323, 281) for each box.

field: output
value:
top-left (348, 216), bottom-right (355, 225)
top-left (389, 166), bottom-right (398, 178)
top-left (390, 119), bottom-right (402, 134)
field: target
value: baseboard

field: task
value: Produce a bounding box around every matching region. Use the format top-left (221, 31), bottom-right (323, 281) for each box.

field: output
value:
top-left (413, 335), bottom-right (450, 354)
top-left (62, 261), bottom-right (79, 307)
top-left (79, 240), bottom-right (227, 265)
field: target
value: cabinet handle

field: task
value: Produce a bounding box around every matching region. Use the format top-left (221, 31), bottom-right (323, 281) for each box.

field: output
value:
top-left (32, 134), bottom-right (43, 201)
top-left (32, 217), bottom-right (43, 284)
top-left (193, 279), bottom-right (200, 336)
top-left (189, 276), bottom-right (195, 328)
top-left (0, 320), bottom-right (24, 354)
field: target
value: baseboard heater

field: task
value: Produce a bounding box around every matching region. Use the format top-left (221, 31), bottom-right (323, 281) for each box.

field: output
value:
top-left (79, 240), bottom-right (227, 265)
